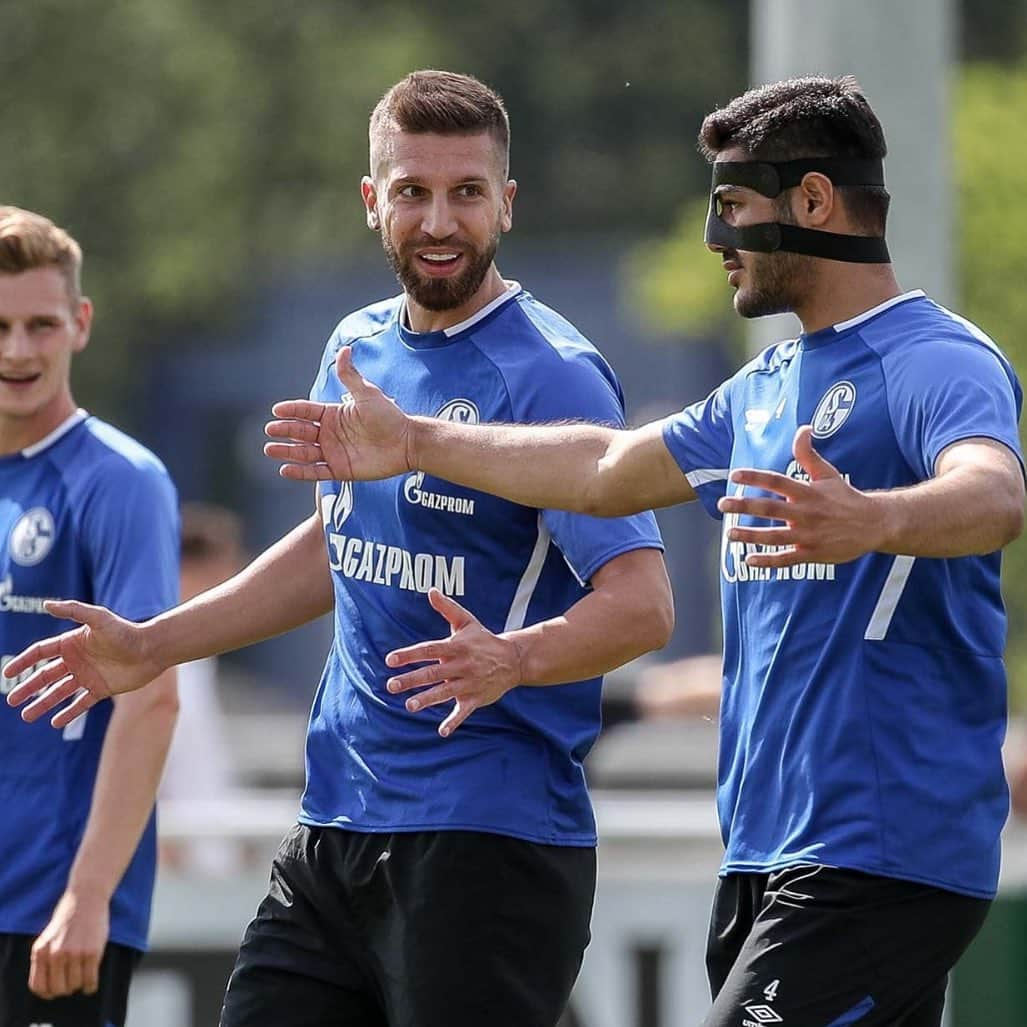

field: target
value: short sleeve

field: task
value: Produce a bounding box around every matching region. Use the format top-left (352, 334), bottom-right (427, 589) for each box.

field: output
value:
top-left (884, 341), bottom-right (1024, 481)
top-left (80, 458), bottom-right (180, 622)
top-left (509, 350), bottom-right (663, 584)
top-left (662, 381), bottom-right (735, 520)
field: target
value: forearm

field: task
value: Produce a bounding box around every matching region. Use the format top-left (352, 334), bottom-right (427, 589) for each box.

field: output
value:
top-left (505, 552), bottom-right (674, 686)
top-left (872, 463), bottom-right (1024, 557)
top-left (410, 417), bottom-right (617, 513)
top-left (65, 670), bottom-right (178, 901)
top-left (145, 513), bottom-right (333, 668)
top-left (409, 416), bottom-right (693, 516)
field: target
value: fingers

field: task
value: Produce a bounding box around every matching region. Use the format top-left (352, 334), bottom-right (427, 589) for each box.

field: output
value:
top-left (717, 496), bottom-right (792, 521)
top-left (387, 663), bottom-right (447, 695)
top-left (742, 547), bottom-right (807, 569)
top-left (793, 424), bottom-right (839, 480)
top-left (43, 599), bottom-right (104, 627)
top-left (265, 419), bottom-right (321, 443)
top-left (18, 674), bottom-right (79, 723)
top-left (263, 441), bottom-right (324, 464)
top-left (3, 637), bottom-right (62, 681)
top-left (729, 469), bottom-right (807, 498)
top-left (28, 945), bottom-right (50, 998)
top-left (335, 347), bottom-right (374, 396)
top-left (51, 689), bottom-right (101, 730)
top-left (386, 638), bottom-right (447, 669)
top-left (7, 657), bottom-right (69, 708)
top-left (81, 951), bottom-right (101, 995)
top-left (270, 399), bottom-right (326, 422)
top-left (439, 700), bottom-right (473, 738)
top-left (279, 462), bottom-right (335, 481)
top-left (727, 526), bottom-right (799, 547)
top-left (402, 681), bottom-right (457, 713)
top-left (427, 587), bottom-right (476, 630)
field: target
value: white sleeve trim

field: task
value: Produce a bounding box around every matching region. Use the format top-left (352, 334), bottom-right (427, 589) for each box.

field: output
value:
top-left (685, 468), bottom-right (730, 487)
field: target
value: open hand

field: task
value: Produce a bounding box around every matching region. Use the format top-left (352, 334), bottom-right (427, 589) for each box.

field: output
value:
top-left (385, 588), bottom-right (524, 737)
top-left (265, 347), bottom-right (415, 482)
top-left (4, 601), bottom-right (161, 728)
top-left (717, 425), bottom-right (882, 567)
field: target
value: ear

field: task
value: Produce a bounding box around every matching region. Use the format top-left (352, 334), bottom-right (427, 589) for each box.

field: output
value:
top-left (500, 179), bottom-right (517, 234)
top-left (796, 172), bottom-right (835, 228)
top-left (71, 297), bottom-right (93, 354)
top-left (361, 177), bottom-right (380, 231)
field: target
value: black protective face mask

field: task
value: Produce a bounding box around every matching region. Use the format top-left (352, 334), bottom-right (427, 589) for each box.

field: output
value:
top-left (704, 157), bottom-right (890, 263)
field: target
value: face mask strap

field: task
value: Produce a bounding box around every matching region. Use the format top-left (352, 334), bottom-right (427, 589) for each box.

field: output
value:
top-left (705, 158), bottom-right (889, 263)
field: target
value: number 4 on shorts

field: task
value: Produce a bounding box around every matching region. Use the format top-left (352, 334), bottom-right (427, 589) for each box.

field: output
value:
top-left (763, 979), bottom-right (780, 1002)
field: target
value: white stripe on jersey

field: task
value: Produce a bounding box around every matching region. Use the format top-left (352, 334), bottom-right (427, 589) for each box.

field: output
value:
top-left (685, 467), bottom-right (730, 487)
top-left (503, 514), bottom-right (551, 632)
top-left (864, 555), bottom-right (916, 640)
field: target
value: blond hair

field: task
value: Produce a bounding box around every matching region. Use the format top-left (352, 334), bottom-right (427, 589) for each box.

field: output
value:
top-left (0, 206), bottom-right (83, 304)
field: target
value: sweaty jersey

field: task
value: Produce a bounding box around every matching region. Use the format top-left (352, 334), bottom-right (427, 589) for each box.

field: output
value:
top-left (303, 285), bottom-right (663, 845)
top-left (663, 291), bottom-right (1023, 899)
top-left (0, 411), bottom-right (179, 950)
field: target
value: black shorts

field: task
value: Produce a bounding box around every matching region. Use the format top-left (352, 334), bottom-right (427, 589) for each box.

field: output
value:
top-left (0, 933), bottom-right (140, 1027)
top-left (705, 865), bottom-right (991, 1027)
top-left (221, 824), bottom-right (596, 1027)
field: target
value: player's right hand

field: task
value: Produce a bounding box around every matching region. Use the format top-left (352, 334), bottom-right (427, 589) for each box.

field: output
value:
top-left (3, 600), bottom-right (160, 728)
top-left (264, 347), bottom-right (415, 483)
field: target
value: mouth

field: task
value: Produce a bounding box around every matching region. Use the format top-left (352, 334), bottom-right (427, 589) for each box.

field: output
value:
top-left (722, 257), bottom-right (743, 288)
top-left (415, 250), bottom-right (464, 276)
top-left (0, 372), bottom-right (41, 388)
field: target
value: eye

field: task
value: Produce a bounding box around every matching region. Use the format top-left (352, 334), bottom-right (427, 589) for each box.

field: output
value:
top-left (457, 184), bottom-right (484, 198)
top-left (397, 184), bottom-right (425, 199)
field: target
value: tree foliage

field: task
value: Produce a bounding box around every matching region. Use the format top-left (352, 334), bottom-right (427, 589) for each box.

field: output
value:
top-left (0, 0), bottom-right (747, 410)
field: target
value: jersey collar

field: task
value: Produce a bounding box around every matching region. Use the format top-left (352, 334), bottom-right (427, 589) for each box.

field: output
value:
top-left (20, 408), bottom-right (89, 459)
top-left (398, 282), bottom-right (522, 349)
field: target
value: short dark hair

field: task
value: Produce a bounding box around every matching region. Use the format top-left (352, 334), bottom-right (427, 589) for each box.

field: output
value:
top-left (699, 76), bottom-right (890, 234)
top-left (369, 70), bottom-right (510, 178)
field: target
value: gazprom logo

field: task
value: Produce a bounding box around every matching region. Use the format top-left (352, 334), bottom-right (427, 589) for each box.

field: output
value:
top-left (811, 380), bottom-right (856, 439)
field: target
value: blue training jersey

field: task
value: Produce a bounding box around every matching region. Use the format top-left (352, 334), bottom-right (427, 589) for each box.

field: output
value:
top-left (303, 285), bottom-right (663, 845)
top-left (0, 411), bottom-right (179, 950)
top-left (663, 291), bottom-right (1023, 899)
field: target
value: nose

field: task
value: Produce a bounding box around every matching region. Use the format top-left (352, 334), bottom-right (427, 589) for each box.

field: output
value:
top-left (706, 239), bottom-right (726, 255)
top-left (421, 195), bottom-right (458, 240)
top-left (0, 325), bottom-right (32, 361)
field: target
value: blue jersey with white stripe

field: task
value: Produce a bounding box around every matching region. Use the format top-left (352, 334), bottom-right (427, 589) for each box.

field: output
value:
top-left (0, 413), bottom-right (179, 949)
top-left (303, 286), bottom-right (663, 845)
top-left (663, 291), bottom-right (1023, 898)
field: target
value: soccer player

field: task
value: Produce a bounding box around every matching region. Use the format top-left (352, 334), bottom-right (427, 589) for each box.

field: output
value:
top-left (253, 78), bottom-right (1025, 1026)
top-left (0, 207), bottom-right (179, 1027)
top-left (6, 72), bottom-right (673, 1027)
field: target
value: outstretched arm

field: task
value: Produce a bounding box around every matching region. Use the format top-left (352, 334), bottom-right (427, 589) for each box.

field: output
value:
top-left (29, 671), bottom-right (178, 999)
top-left (265, 348), bottom-right (696, 516)
top-left (6, 512), bottom-right (333, 726)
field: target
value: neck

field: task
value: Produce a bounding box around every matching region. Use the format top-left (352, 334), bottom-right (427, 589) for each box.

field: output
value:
top-left (795, 262), bottom-right (903, 334)
top-left (0, 392), bottom-right (79, 456)
top-left (405, 266), bottom-right (510, 333)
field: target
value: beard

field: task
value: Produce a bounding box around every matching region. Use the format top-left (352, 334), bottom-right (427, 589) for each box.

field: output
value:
top-left (382, 227), bottom-right (501, 312)
top-left (731, 247), bottom-right (818, 319)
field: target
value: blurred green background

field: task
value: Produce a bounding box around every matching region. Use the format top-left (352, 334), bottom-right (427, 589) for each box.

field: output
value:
top-left (3, 0), bottom-right (1027, 696)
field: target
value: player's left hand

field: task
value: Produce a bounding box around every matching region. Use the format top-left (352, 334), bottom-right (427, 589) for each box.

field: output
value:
top-left (385, 588), bottom-right (523, 737)
top-left (29, 888), bottom-right (109, 999)
top-left (716, 425), bottom-right (882, 568)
